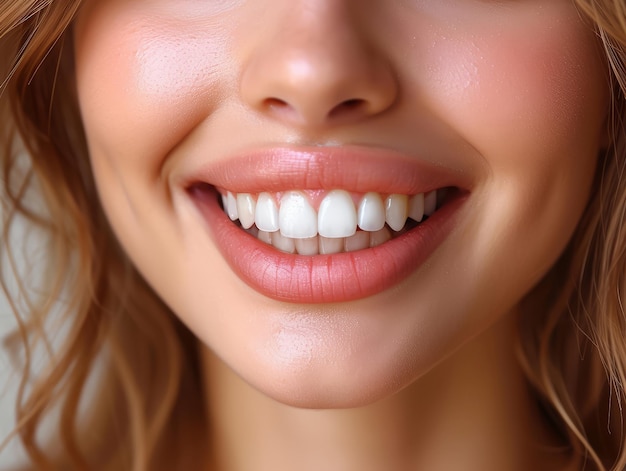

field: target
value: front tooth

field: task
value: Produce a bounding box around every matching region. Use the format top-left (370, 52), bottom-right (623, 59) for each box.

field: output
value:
top-left (344, 232), bottom-right (370, 252)
top-left (296, 237), bottom-right (319, 256)
top-left (385, 194), bottom-right (408, 231)
top-left (237, 193), bottom-right (256, 229)
top-left (424, 190), bottom-right (437, 216)
top-left (408, 193), bottom-right (424, 222)
top-left (255, 193), bottom-right (279, 232)
top-left (279, 191), bottom-right (318, 239)
top-left (226, 191), bottom-right (239, 220)
top-left (318, 190), bottom-right (357, 238)
top-left (271, 231), bottom-right (295, 253)
top-left (357, 192), bottom-right (385, 232)
top-left (319, 236), bottom-right (344, 255)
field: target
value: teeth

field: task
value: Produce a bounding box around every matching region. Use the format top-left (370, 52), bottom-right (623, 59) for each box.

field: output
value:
top-left (257, 230), bottom-right (273, 245)
top-left (237, 193), bottom-right (256, 229)
top-left (424, 190), bottom-right (437, 216)
top-left (271, 231), bottom-right (296, 253)
top-left (344, 232), bottom-right (370, 252)
top-left (319, 236), bottom-right (344, 255)
top-left (385, 194), bottom-right (408, 232)
top-left (408, 193), bottom-right (424, 222)
top-left (226, 191), bottom-right (239, 221)
top-left (369, 228), bottom-right (391, 247)
top-left (279, 191), bottom-right (318, 239)
top-left (357, 192), bottom-right (386, 232)
top-left (318, 190), bottom-right (357, 238)
top-left (222, 188), bottom-right (448, 254)
top-left (255, 193), bottom-right (279, 232)
top-left (295, 236), bottom-right (319, 255)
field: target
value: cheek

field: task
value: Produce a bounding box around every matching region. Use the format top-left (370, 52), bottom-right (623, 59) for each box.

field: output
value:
top-left (75, 4), bottom-right (233, 175)
top-left (410, 7), bottom-right (608, 314)
top-left (421, 7), bottom-right (607, 238)
top-left (422, 9), bottom-right (607, 162)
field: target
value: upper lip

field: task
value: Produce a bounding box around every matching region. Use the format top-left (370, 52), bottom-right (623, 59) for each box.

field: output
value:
top-left (179, 145), bottom-right (473, 195)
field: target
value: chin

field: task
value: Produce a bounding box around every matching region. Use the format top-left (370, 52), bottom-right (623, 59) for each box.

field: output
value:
top-left (200, 299), bottom-right (446, 410)
top-left (240, 358), bottom-right (417, 410)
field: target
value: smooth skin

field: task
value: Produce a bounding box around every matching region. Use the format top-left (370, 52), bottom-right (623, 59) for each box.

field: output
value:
top-left (75, 0), bottom-right (608, 469)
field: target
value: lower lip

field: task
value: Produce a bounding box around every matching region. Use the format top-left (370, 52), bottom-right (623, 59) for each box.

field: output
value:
top-left (191, 188), bottom-right (465, 304)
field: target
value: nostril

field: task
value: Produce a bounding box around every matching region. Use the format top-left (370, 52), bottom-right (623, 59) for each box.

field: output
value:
top-left (259, 97), bottom-right (371, 124)
top-left (342, 99), bottom-right (364, 108)
top-left (261, 97), bottom-right (303, 121)
top-left (263, 97), bottom-right (290, 111)
top-left (329, 98), bottom-right (367, 118)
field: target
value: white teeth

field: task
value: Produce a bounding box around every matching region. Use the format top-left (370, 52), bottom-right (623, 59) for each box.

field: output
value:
top-left (408, 193), bottom-right (424, 222)
top-left (226, 191), bottom-right (239, 221)
top-left (385, 194), bottom-right (408, 232)
top-left (319, 236), bottom-right (344, 255)
top-left (237, 193), bottom-right (256, 229)
top-left (318, 190), bottom-right (357, 238)
top-left (424, 190), bottom-right (437, 216)
top-left (222, 188), bottom-right (446, 253)
top-left (295, 236), bottom-right (319, 255)
top-left (369, 227), bottom-right (391, 247)
top-left (279, 191), bottom-right (318, 239)
top-left (255, 193), bottom-right (279, 232)
top-left (357, 192), bottom-right (386, 232)
top-left (344, 232), bottom-right (370, 252)
top-left (271, 231), bottom-right (296, 253)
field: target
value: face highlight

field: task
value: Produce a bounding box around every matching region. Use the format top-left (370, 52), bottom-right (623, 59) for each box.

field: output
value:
top-left (74, 0), bottom-right (608, 407)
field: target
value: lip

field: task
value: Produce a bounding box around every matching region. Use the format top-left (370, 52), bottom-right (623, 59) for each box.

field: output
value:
top-left (184, 146), bottom-right (470, 304)
top-left (180, 146), bottom-right (471, 195)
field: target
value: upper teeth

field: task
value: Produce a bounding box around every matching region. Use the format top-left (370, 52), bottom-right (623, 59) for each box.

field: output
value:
top-left (221, 189), bottom-right (439, 239)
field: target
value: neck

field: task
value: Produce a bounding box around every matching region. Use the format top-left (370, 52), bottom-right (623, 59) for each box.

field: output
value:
top-left (201, 313), bottom-right (575, 471)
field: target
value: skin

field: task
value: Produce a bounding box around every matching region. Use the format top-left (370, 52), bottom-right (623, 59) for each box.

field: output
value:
top-left (74, 0), bottom-right (608, 469)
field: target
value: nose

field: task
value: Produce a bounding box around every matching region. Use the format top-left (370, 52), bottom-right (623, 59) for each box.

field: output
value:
top-left (239, 2), bottom-right (398, 129)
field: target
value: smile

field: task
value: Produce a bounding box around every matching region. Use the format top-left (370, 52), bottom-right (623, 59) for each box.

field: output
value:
top-left (218, 188), bottom-right (448, 255)
top-left (183, 146), bottom-right (471, 303)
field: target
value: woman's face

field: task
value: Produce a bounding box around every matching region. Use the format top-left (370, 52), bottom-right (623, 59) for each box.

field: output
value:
top-left (75, 0), bottom-right (608, 406)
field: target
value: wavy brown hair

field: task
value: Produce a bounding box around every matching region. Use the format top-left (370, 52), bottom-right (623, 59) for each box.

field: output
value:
top-left (1, 2), bottom-right (206, 470)
top-left (1, 0), bottom-right (626, 470)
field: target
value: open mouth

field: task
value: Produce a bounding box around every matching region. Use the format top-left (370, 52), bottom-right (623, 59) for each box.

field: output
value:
top-left (190, 184), bottom-right (460, 255)
top-left (181, 147), bottom-right (470, 303)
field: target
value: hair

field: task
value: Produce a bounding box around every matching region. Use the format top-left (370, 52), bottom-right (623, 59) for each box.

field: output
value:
top-left (1, 0), bottom-right (626, 470)
top-left (0, 2), bottom-right (206, 469)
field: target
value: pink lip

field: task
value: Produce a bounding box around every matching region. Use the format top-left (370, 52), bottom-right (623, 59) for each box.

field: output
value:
top-left (185, 147), bottom-right (470, 304)
top-left (181, 146), bottom-right (470, 195)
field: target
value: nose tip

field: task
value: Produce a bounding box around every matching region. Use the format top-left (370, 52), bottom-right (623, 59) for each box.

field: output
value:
top-left (239, 8), bottom-right (398, 129)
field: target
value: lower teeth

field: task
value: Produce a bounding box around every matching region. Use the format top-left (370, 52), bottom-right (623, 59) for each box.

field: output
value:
top-left (241, 220), bottom-right (418, 255)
